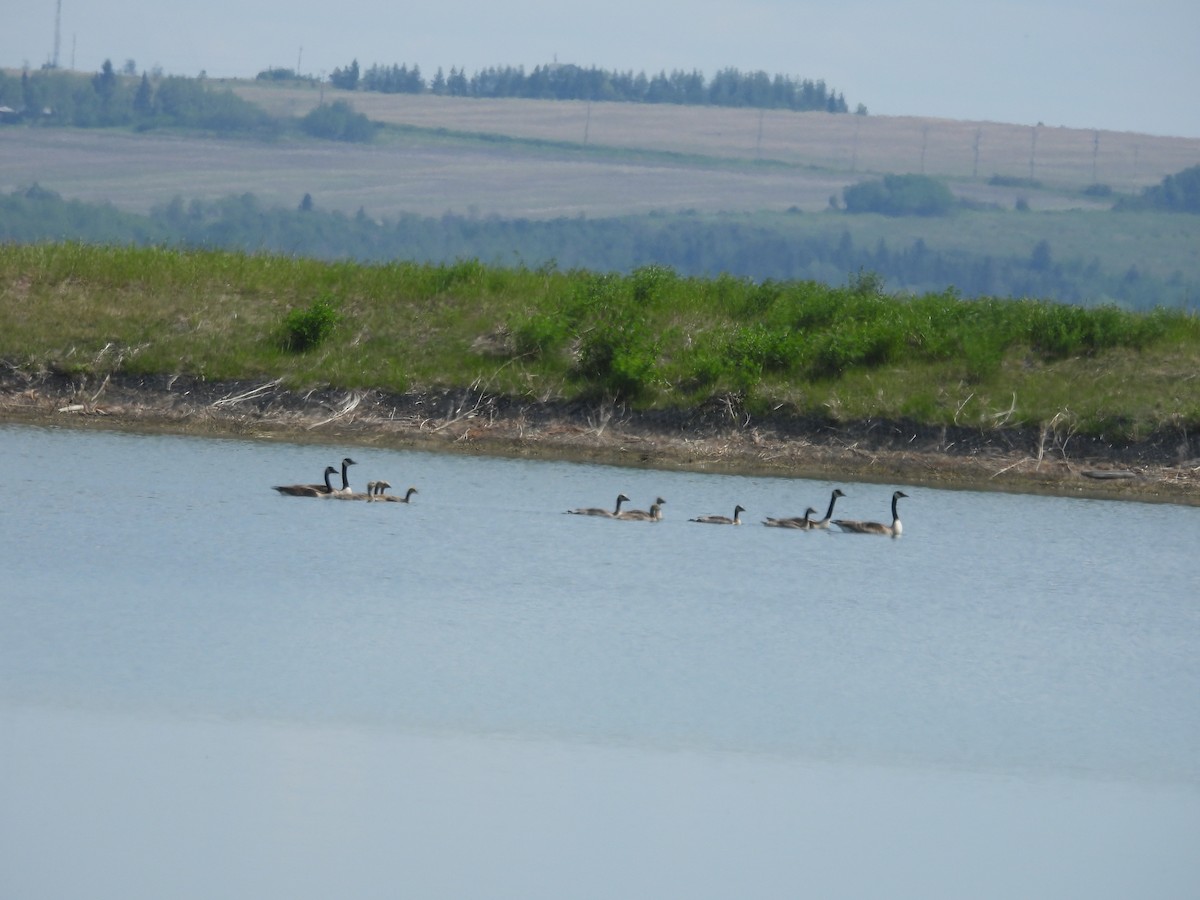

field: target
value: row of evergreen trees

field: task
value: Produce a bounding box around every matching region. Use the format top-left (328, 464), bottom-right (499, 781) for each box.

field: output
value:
top-left (329, 60), bottom-right (852, 113)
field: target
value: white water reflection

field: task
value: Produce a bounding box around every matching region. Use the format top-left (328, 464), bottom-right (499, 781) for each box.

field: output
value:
top-left (1, 424), bottom-right (1198, 899)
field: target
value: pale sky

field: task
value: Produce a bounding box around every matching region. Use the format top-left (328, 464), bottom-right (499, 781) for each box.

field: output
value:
top-left (4, 1), bottom-right (1198, 137)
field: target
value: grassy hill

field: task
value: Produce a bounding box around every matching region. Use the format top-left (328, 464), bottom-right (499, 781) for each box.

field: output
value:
top-left (3, 243), bottom-right (1197, 447)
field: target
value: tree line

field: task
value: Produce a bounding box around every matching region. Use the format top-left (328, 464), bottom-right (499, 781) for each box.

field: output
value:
top-left (0, 64), bottom-right (277, 134)
top-left (1, 184), bottom-right (1192, 311)
top-left (1115, 164), bottom-right (1200, 214)
top-left (0, 64), bottom-right (378, 142)
top-left (325, 60), bottom-right (852, 113)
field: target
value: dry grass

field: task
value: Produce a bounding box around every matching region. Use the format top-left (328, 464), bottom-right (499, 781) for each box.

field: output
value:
top-left (232, 82), bottom-right (1200, 191)
top-left (4, 81), bottom-right (1198, 226)
top-left (0, 126), bottom-right (851, 219)
top-left (3, 366), bottom-right (1197, 504)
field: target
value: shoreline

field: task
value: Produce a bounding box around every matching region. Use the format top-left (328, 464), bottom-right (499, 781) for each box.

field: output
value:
top-left (3, 369), bottom-right (1198, 505)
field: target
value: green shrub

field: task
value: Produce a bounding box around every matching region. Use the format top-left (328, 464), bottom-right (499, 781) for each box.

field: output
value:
top-left (843, 174), bottom-right (957, 217)
top-left (575, 324), bottom-right (658, 400)
top-left (783, 286), bottom-right (844, 331)
top-left (300, 100), bottom-right (375, 142)
top-left (959, 332), bottom-right (1006, 381)
top-left (848, 268), bottom-right (886, 296)
top-left (738, 279), bottom-right (784, 317)
top-left (727, 324), bottom-right (798, 376)
top-left (283, 294), bottom-right (340, 352)
top-left (1028, 303), bottom-right (1108, 358)
top-left (680, 342), bottom-right (732, 391)
top-left (629, 263), bottom-right (677, 306)
top-left (565, 272), bottom-right (661, 401)
top-left (512, 311), bottom-right (569, 357)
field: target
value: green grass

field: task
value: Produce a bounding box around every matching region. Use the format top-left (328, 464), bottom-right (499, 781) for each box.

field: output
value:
top-left (3, 243), bottom-right (1198, 440)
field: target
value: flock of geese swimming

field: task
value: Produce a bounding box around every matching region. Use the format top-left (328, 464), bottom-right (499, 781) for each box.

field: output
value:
top-left (569, 487), bottom-right (909, 536)
top-left (273, 457), bottom-right (418, 503)
top-left (274, 458), bottom-right (908, 536)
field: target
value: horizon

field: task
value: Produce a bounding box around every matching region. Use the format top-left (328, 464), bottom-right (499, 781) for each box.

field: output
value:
top-left (2, 1), bottom-right (1198, 140)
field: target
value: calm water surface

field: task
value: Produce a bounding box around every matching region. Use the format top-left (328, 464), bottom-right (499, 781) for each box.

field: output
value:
top-left (2, 423), bottom-right (1198, 899)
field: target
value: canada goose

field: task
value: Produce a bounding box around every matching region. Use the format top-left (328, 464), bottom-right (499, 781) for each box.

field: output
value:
top-left (365, 480), bottom-right (377, 502)
top-left (335, 457), bottom-right (357, 493)
top-left (273, 465), bottom-right (339, 497)
top-left (807, 488), bottom-right (846, 529)
top-left (764, 507), bottom-right (818, 529)
top-left (373, 481), bottom-right (418, 503)
top-left (764, 488), bottom-right (845, 529)
top-left (568, 493), bottom-right (631, 517)
top-left (618, 497), bottom-right (666, 521)
top-left (834, 490), bottom-right (909, 537)
top-left (690, 504), bottom-right (745, 525)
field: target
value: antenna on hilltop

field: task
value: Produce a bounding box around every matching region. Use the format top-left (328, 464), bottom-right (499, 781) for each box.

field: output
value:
top-left (53, 0), bottom-right (62, 68)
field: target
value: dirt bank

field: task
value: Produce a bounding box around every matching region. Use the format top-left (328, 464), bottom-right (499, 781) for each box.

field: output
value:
top-left (3, 368), bottom-right (1198, 505)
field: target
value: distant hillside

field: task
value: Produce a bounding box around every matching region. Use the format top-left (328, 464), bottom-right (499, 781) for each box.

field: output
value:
top-left (3, 73), bottom-right (1200, 309)
top-left (231, 82), bottom-right (1200, 194)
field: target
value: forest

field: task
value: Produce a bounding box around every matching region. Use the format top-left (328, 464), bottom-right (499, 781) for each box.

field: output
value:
top-left (1, 181), bottom-right (1196, 311)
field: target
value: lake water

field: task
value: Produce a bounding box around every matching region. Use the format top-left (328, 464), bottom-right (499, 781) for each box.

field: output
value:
top-left (2, 423), bottom-right (1198, 899)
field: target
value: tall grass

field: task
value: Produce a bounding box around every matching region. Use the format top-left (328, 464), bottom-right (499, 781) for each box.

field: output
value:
top-left (2, 243), bottom-right (1197, 437)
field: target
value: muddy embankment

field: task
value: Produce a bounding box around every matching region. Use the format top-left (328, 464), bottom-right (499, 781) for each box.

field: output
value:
top-left (3, 368), bottom-right (1198, 505)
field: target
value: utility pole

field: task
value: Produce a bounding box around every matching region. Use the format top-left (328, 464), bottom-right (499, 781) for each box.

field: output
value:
top-left (52, 0), bottom-right (62, 68)
top-left (851, 116), bottom-right (860, 173)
